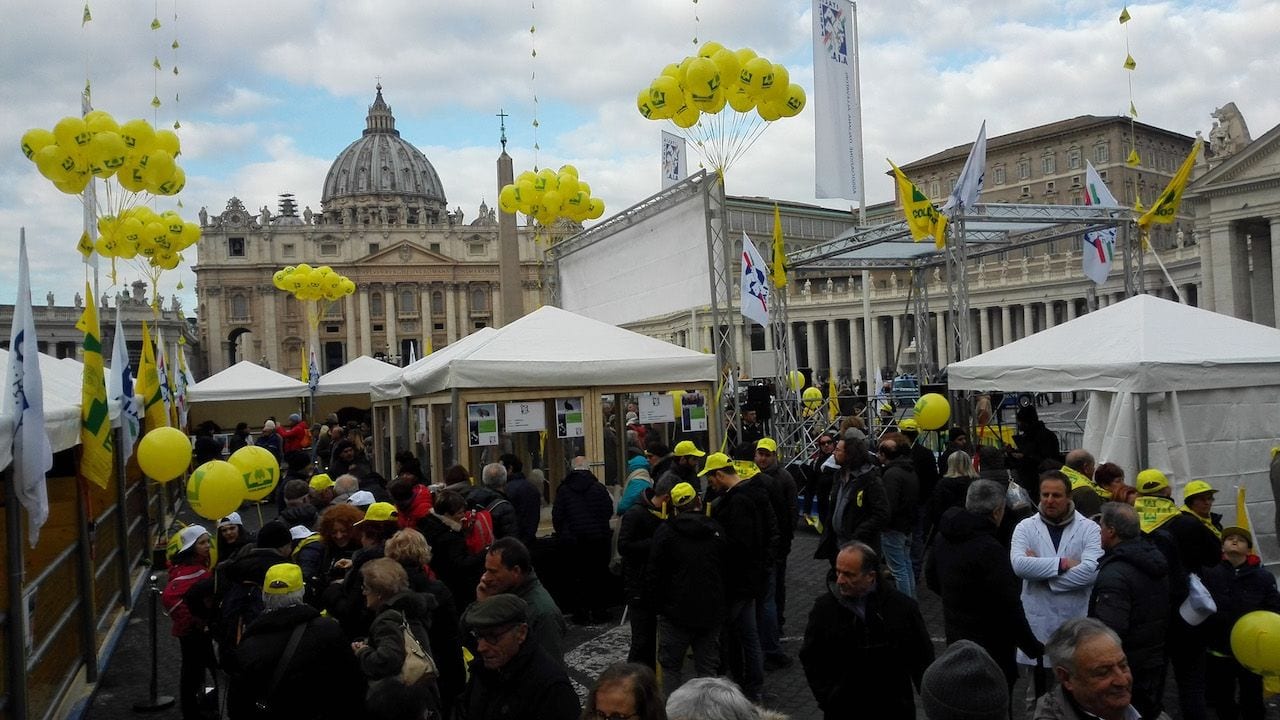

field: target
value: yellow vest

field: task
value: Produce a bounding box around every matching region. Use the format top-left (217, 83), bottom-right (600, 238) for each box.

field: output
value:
top-left (1134, 495), bottom-right (1179, 533)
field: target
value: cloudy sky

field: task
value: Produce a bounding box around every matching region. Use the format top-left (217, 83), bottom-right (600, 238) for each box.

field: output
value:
top-left (1, 0), bottom-right (1277, 312)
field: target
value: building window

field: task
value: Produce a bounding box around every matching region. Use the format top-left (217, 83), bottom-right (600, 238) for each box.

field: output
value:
top-left (1099, 170), bottom-right (1108, 181)
top-left (471, 287), bottom-right (488, 311)
top-left (1017, 159), bottom-right (1030, 180)
top-left (1045, 181), bottom-right (1056, 192)
top-left (468, 242), bottom-right (485, 256)
top-left (1094, 143), bottom-right (1110, 164)
top-left (282, 243), bottom-right (296, 258)
top-left (929, 180), bottom-right (940, 198)
top-left (1068, 148), bottom-right (1082, 170)
top-left (431, 291), bottom-right (444, 314)
top-left (992, 166), bottom-right (1006, 185)
top-left (230, 294), bottom-right (248, 320)
top-left (369, 243), bottom-right (380, 254)
top-left (1071, 175), bottom-right (1082, 188)
top-left (228, 237), bottom-right (245, 257)
top-left (1041, 154), bottom-right (1056, 174)
top-left (434, 323), bottom-right (445, 330)
top-left (320, 243), bottom-right (338, 256)
top-left (324, 302), bottom-right (342, 318)
top-left (399, 289), bottom-right (415, 314)
top-left (370, 292), bottom-right (383, 316)
top-left (285, 295), bottom-right (298, 318)
top-left (373, 323), bottom-right (383, 332)
top-left (1020, 185), bottom-right (1031, 197)
top-left (429, 243), bottom-right (441, 253)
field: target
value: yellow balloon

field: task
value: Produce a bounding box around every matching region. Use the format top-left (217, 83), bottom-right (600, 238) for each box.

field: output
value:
top-left (734, 47), bottom-right (758, 68)
top-left (84, 110), bottom-right (119, 135)
top-left (228, 446), bottom-right (281, 502)
top-left (143, 149), bottom-right (176, 188)
top-left (187, 461), bottom-right (246, 521)
top-left (138, 427), bottom-right (193, 482)
top-left (711, 49), bottom-right (742, 91)
top-left (156, 166), bottom-right (186, 195)
top-left (684, 57), bottom-right (722, 107)
top-left (558, 164), bottom-right (578, 179)
top-left (54, 173), bottom-right (91, 195)
top-left (154, 129), bottom-right (181, 157)
top-left (740, 56), bottom-right (773, 94)
top-left (87, 131), bottom-right (128, 178)
top-left (586, 198), bottom-right (605, 220)
top-left (767, 65), bottom-right (791, 102)
top-left (672, 104), bottom-right (699, 128)
top-left (802, 386), bottom-right (824, 409)
top-left (54, 116), bottom-right (91, 150)
top-left (1231, 611), bottom-right (1280, 674)
top-left (697, 40), bottom-right (725, 58)
top-left (637, 88), bottom-right (658, 119)
top-left (757, 100), bottom-right (783, 122)
top-left (119, 119), bottom-right (156, 154)
top-left (118, 162), bottom-right (148, 192)
top-left (782, 84), bottom-right (807, 117)
top-left (726, 85), bottom-right (756, 113)
top-left (34, 144), bottom-right (74, 182)
top-left (20, 128), bottom-right (56, 160)
top-left (650, 76), bottom-right (682, 116)
top-left (498, 184), bottom-right (519, 214)
top-left (913, 393), bottom-right (952, 431)
top-left (787, 370), bottom-right (805, 391)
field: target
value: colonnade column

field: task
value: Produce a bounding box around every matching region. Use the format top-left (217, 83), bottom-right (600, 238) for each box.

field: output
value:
top-left (825, 321), bottom-right (840, 380)
top-left (358, 288), bottom-right (373, 356)
top-left (978, 307), bottom-right (992, 355)
top-left (1045, 301), bottom-right (1057, 329)
top-left (999, 306), bottom-right (1012, 349)
top-left (1272, 218), bottom-right (1280, 327)
top-left (869, 316), bottom-right (882, 375)
top-left (889, 315), bottom-right (902, 372)
top-left (345, 292), bottom-right (358, 362)
top-left (445, 283), bottom-right (458, 343)
top-left (1022, 304), bottom-right (1035, 339)
top-left (849, 318), bottom-right (864, 381)
top-left (934, 313), bottom-right (947, 368)
top-left (420, 283), bottom-right (433, 355)
top-left (385, 288), bottom-right (398, 357)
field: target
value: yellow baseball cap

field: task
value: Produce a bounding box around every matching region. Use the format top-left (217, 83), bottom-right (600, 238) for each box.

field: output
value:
top-left (264, 563), bottom-right (304, 595)
top-left (899, 418), bottom-right (919, 432)
top-left (1183, 479), bottom-right (1216, 500)
top-left (756, 438), bottom-right (778, 454)
top-left (309, 473), bottom-right (334, 491)
top-left (1136, 468), bottom-right (1169, 495)
top-left (673, 440), bottom-right (706, 458)
top-left (670, 482), bottom-right (697, 508)
top-left (356, 501), bottom-right (399, 524)
top-left (697, 452), bottom-right (736, 477)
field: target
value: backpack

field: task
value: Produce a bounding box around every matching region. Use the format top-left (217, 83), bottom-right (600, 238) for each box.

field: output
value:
top-left (216, 580), bottom-right (265, 664)
top-left (461, 508), bottom-right (496, 555)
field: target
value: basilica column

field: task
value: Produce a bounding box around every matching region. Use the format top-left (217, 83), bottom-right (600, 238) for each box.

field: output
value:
top-left (1250, 228), bottom-right (1274, 326)
top-left (1066, 299), bottom-right (1078, 321)
top-left (825, 321), bottom-right (840, 379)
top-left (385, 287), bottom-right (398, 358)
top-left (358, 288), bottom-right (373, 356)
top-left (260, 285), bottom-right (280, 370)
top-left (445, 283), bottom-right (459, 343)
top-left (890, 315), bottom-right (902, 372)
top-left (205, 288), bottom-right (225, 373)
top-left (805, 321), bottom-right (819, 371)
top-left (978, 307), bottom-right (992, 355)
top-left (345, 292), bottom-right (358, 360)
top-left (1022, 304), bottom-right (1035, 339)
top-left (934, 313), bottom-right (947, 368)
top-left (1000, 306), bottom-right (1012, 349)
top-left (1044, 301), bottom-right (1056, 329)
top-left (1272, 218), bottom-right (1280, 327)
top-left (849, 318), bottom-right (864, 381)
top-left (869, 315), bottom-right (883, 374)
top-left (419, 283), bottom-right (433, 354)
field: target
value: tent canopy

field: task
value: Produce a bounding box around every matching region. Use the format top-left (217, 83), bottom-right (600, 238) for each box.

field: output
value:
top-left (371, 327), bottom-right (499, 402)
top-left (188, 360), bottom-right (307, 401)
top-left (0, 349), bottom-right (94, 470)
top-left (947, 294), bottom-right (1280, 393)
top-left (372, 306), bottom-right (717, 400)
top-left (316, 355), bottom-right (399, 397)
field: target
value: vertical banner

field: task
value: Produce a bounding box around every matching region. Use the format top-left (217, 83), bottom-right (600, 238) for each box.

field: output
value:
top-left (467, 403), bottom-right (499, 447)
top-left (813, 0), bottom-right (862, 200)
top-left (661, 131), bottom-right (687, 189)
top-left (555, 398), bottom-right (585, 438)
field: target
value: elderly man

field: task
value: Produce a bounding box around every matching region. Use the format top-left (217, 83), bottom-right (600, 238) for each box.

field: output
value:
top-left (1061, 450), bottom-right (1102, 518)
top-left (1035, 617), bottom-right (1139, 720)
top-left (800, 542), bottom-right (933, 719)
top-left (460, 594), bottom-right (580, 720)
top-left (1089, 502), bottom-right (1170, 720)
top-left (475, 537), bottom-right (567, 662)
top-left (1011, 470), bottom-right (1103, 704)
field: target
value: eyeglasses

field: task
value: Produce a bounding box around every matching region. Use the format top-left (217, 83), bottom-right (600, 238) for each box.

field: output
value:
top-left (817, 439), bottom-right (831, 446)
top-left (589, 712), bottom-right (639, 720)
top-left (470, 623), bottom-right (519, 644)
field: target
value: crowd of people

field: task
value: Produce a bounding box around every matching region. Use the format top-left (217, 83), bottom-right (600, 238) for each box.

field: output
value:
top-left (159, 407), bottom-right (1278, 720)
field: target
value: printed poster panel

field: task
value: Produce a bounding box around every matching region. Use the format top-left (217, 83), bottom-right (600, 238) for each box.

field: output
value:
top-left (467, 403), bottom-right (499, 447)
top-left (555, 397), bottom-right (584, 438)
top-left (504, 401), bottom-right (547, 433)
top-left (638, 393), bottom-right (676, 424)
top-left (681, 392), bottom-right (708, 432)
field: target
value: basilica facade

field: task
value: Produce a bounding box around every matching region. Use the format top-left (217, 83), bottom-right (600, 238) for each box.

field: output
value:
top-left (194, 86), bottom-right (545, 376)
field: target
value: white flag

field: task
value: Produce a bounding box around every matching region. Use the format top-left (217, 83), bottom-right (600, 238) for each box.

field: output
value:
top-left (3, 236), bottom-right (52, 545)
top-left (408, 341), bottom-right (417, 365)
top-left (109, 305), bottom-right (142, 466)
top-left (740, 232), bottom-right (770, 328)
top-left (661, 131), bottom-right (687, 189)
top-left (943, 120), bottom-right (987, 214)
top-left (176, 340), bottom-right (194, 429)
top-left (812, 0), bottom-right (863, 200)
top-left (1081, 161), bottom-right (1118, 285)
top-left (156, 327), bottom-right (172, 419)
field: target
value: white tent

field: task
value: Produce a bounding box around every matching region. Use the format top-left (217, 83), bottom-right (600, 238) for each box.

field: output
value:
top-left (948, 294), bottom-right (1280, 567)
top-left (187, 360), bottom-right (306, 429)
top-left (382, 305), bottom-right (718, 397)
top-left (316, 355), bottom-right (400, 396)
top-left (0, 349), bottom-right (90, 469)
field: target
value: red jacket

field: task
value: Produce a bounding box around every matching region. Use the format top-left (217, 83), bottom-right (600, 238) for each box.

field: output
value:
top-left (398, 484), bottom-right (435, 529)
top-left (162, 561), bottom-right (211, 637)
top-left (278, 422), bottom-right (310, 454)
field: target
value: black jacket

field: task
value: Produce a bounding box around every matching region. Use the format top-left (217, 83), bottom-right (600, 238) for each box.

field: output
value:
top-left (401, 562), bottom-right (465, 719)
top-left (816, 464), bottom-right (888, 560)
top-left (926, 474), bottom-right (975, 541)
top-left (418, 512), bottom-right (483, 608)
top-left (617, 491), bottom-right (667, 604)
top-left (504, 473), bottom-right (543, 545)
top-left (799, 579), bottom-right (934, 720)
top-left (1165, 510), bottom-right (1224, 574)
top-left (460, 640), bottom-right (580, 720)
top-left (1088, 537), bottom-right (1171, 670)
top-left (909, 441), bottom-right (940, 504)
top-left (1200, 556), bottom-right (1280, 655)
top-left (228, 604), bottom-right (363, 719)
top-left (466, 485), bottom-right (519, 540)
top-left (646, 511), bottom-right (727, 630)
top-left (709, 477), bottom-right (778, 601)
top-left (1011, 421), bottom-right (1061, 494)
top-left (358, 591), bottom-right (441, 720)
top-left (881, 456), bottom-right (919, 533)
top-left (758, 462), bottom-right (798, 555)
top-left (924, 508), bottom-right (1041, 684)
top-left (551, 469), bottom-right (613, 542)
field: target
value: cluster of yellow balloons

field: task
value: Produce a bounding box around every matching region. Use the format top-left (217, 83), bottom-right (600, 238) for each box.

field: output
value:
top-left (134, 427), bottom-right (283, 522)
top-left (93, 206), bottom-right (200, 270)
top-left (21, 112), bottom-right (185, 196)
top-left (273, 263), bottom-right (356, 303)
top-left (498, 165), bottom-right (605, 227)
top-left (637, 41), bottom-right (807, 128)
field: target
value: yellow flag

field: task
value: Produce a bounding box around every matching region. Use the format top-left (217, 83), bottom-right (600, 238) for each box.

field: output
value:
top-left (300, 346), bottom-right (310, 384)
top-left (1127, 148), bottom-right (1141, 166)
top-left (827, 376), bottom-right (839, 422)
top-left (1233, 485), bottom-right (1251, 533)
top-left (425, 336), bottom-right (433, 356)
top-left (890, 159), bottom-right (948, 249)
top-left (1129, 100), bottom-right (1138, 118)
top-left (1138, 139), bottom-right (1203, 229)
top-left (77, 231), bottom-right (94, 258)
top-left (77, 283), bottom-right (113, 488)
top-left (1119, 7), bottom-right (1131, 23)
top-left (771, 204), bottom-right (787, 289)
top-left (138, 321), bottom-right (168, 431)
top-left (82, 3), bottom-right (92, 25)
top-left (1123, 54), bottom-right (1136, 70)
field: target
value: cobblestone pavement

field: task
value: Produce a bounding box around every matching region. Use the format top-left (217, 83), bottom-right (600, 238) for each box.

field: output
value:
top-left (85, 510), bottom-right (1279, 719)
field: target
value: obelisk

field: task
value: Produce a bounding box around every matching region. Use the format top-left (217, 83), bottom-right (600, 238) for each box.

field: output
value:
top-left (496, 110), bottom-right (523, 326)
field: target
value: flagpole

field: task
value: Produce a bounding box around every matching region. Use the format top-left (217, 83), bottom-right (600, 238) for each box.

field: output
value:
top-left (850, 1), bottom-right (875, 419)
top-left (5, 228), bottom-right (31, 719)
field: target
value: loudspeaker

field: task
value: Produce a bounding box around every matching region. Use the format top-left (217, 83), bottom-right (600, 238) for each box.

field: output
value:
top-left (746, 385), bottom-right (773, 421)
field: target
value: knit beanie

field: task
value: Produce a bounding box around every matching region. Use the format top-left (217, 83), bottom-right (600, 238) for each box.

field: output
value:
top-left (920, 640), bottom-right (1008, 720)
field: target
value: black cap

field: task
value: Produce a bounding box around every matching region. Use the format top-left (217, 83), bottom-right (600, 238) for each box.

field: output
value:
top-left (462, 594), bottom-right (528, 630)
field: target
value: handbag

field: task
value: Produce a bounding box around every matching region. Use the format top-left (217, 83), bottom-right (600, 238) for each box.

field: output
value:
top-left (399, 618), bottom-right (438, 685)
top-left (1179, 572), bottom-right (1217, 626)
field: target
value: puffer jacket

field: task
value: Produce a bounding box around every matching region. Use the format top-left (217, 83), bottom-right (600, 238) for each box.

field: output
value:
top-left (881, 455), bottom-right (919, 533)
top-left (617, 489), bottom-right (667, 604)
top-left (357, 591), bottom-right (441, 718)
top-left (1088, 537), bottom-right (1170, 670)
top-left (816, 462), bottom-right (888, 559)
top-left (551, 469), bottom-right (613, 542)
top-left (466, 485), bottom-right (519, 540)
top-left (396, 483), bottom-right (434, 529)
top-left (616, 456), bottom-right (653, 516)
top-left (646, 511), bottom-right (726, 630)
top-left (1200, 555), bottom-right (1280, 655)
